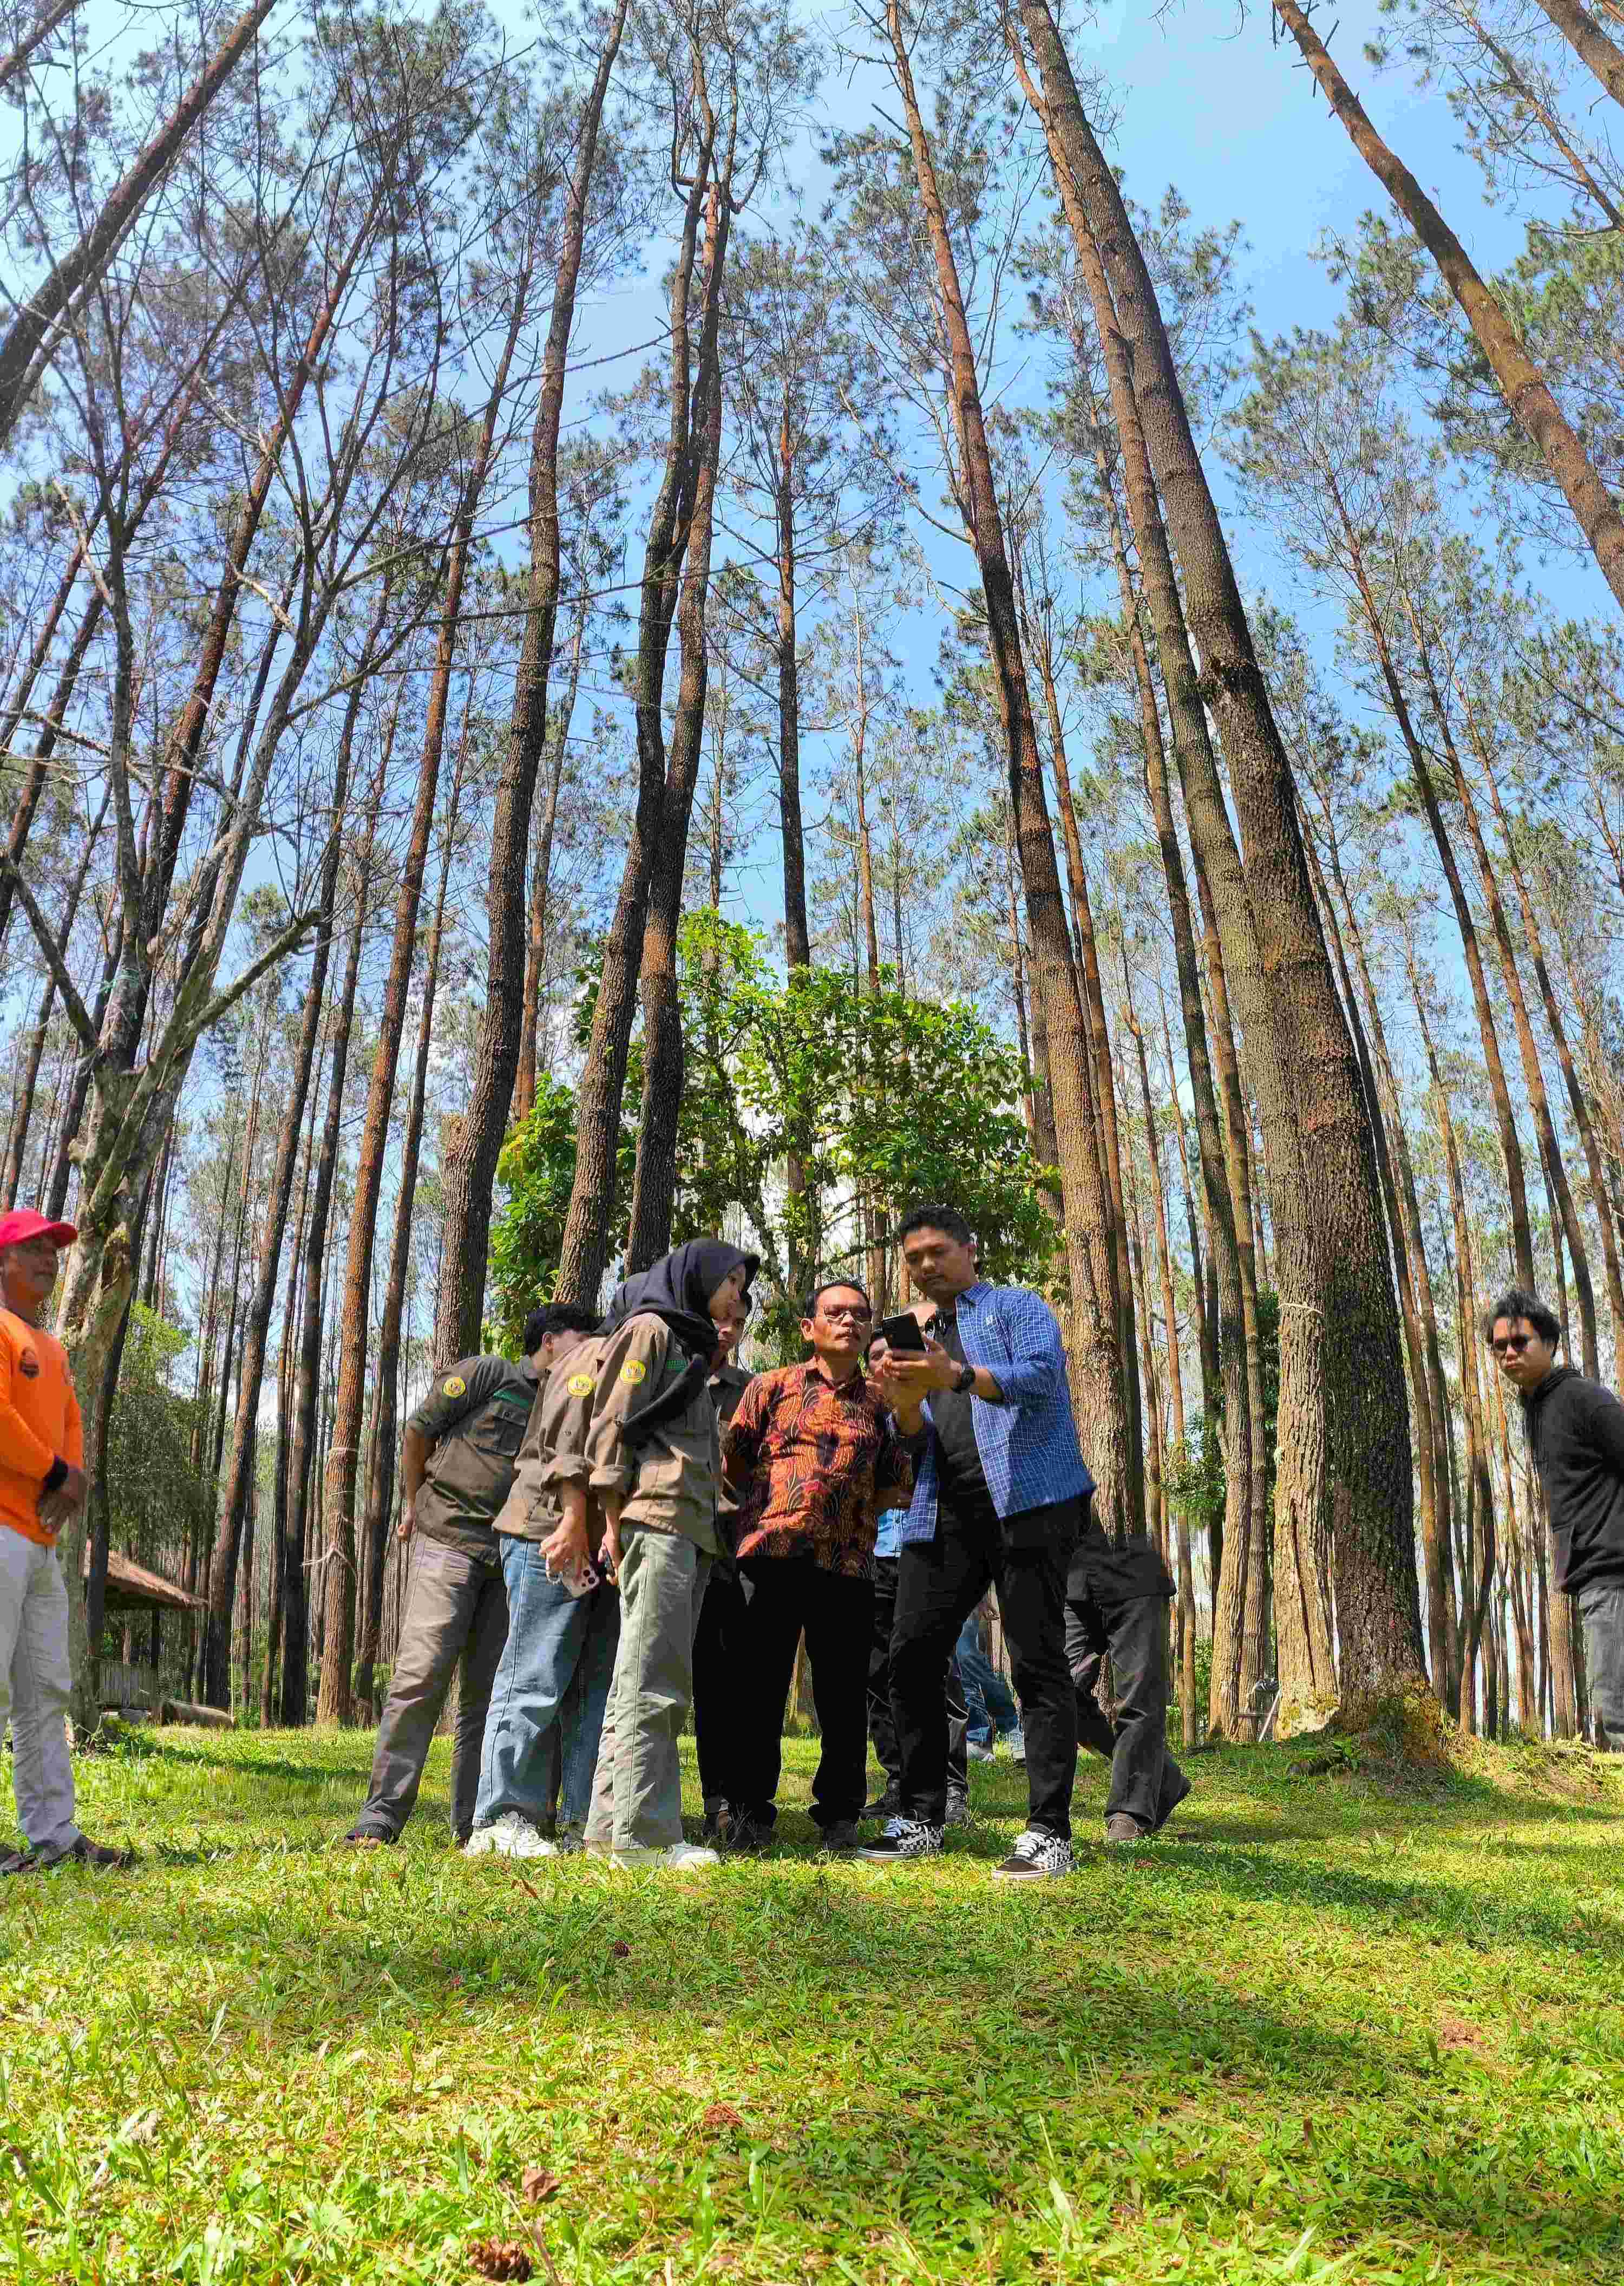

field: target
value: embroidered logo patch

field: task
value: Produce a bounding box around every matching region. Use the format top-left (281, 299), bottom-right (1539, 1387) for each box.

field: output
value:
top-left (566, 1372), bottom-right (595, 1397)
top-left (18, 1350), bottom-right (40, 1380)
top-left (442, 1374), bottom-right (467, 1398)
top-left (620, 1360), bottom-right (647, 1385)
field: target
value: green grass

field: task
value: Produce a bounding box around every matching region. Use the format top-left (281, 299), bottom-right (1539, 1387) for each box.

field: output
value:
top-left (3, 1725), bottom-right (1622, 2285)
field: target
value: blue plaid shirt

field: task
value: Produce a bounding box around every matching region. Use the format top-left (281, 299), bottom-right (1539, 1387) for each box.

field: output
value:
top-left (876, 1282), bottom-right (1094, 1553)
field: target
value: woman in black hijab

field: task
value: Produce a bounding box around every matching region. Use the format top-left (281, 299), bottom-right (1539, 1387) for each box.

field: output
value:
top-left (577, 1238), bottom-right (757, 1870)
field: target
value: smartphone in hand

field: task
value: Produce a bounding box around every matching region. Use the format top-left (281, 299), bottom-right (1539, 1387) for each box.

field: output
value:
top-left (875, 1311), bottom-right (928, 1355)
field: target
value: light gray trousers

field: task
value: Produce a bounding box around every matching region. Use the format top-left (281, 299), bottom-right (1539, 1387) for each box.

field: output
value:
top-left (0, 1531), bottom-right (81, 1856)
top-left (585, 1525), bottom-right (710, 1852)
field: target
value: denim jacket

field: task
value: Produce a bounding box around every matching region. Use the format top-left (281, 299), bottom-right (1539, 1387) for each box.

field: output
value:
top-left (877, 1282), bottom-right (1093, 1553)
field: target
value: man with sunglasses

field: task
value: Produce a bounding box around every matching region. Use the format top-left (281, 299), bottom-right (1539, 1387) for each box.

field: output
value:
top-left (719, 1281), bottom-right (913, 1849)
top-left (1486, 1284), bottom-right (1624, 1749)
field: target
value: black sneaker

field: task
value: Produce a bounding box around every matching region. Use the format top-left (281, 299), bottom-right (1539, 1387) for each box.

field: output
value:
top-left (340, 1825), bottom-right (396, 1848)
top-left (861, 1781), bottom-right (902, 1820)
top-left (855, 1817), bottom-right (944, 1862)
top-left (723, 1814), bottom-right (771, 1853)
top-left (945, 1786), bottom-right (971, 1828)
top-left (992, 1828), bottom-right (1073, 1881)
top-left (818, 1819), bottom-right (862, 1853)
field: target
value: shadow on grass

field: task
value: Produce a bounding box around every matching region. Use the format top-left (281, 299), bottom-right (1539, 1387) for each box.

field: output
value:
top-left (49, 1864), bottom-right (1624, 2271)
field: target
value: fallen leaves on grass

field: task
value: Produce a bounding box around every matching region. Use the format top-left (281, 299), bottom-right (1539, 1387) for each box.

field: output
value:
top-left (467, 2235), bottom-right (533, 2280)
top-left (702, 2102), bottom-right (744, 2133)
top-left (1438, 2014), bottom-right (1487, 2052)
top-left (611, 1939), bottom-right (631, 1958)
top-left (521, 2165), bottom-right (561, 2202)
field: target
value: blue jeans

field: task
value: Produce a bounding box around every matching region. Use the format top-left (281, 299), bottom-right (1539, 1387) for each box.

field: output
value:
top-left (1578, 1578), bottom-right (1624, 1750)
top-left (956, 1609), bottom-right (1020, 1748)
top-left (473, 1537), bottom-right (620, 1832)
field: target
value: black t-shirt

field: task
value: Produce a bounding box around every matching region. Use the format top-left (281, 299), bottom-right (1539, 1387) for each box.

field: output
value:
top-left (929, 1312), bottom-right (999, 1529)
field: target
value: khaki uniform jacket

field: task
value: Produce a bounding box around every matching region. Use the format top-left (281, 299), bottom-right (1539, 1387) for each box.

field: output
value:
top-left (552, 1312), bottom-right (722, 1556)
top-left (492, 1336), bottom-right (612, 1550)
top-left (408, 1354), bottom-right (538, 1565)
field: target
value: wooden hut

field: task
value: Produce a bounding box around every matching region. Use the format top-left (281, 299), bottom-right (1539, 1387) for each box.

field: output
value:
top-left (82, 1547), bottom-right (205, 1713)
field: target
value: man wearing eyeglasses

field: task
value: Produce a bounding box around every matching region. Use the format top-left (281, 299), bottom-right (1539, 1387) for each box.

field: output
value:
top-left (1485, 1284), bottom-right (1624, 1750)
top-left (719, 1281), bottom-right (913, 1849)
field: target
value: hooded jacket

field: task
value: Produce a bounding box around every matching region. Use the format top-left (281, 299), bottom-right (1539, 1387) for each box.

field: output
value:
top-left (1522, 1364), bottom-right (1624, 1594)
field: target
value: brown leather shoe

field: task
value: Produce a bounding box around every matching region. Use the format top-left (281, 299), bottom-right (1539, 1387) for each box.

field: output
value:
top-left (24, 1835), bottom-right (135, 1871)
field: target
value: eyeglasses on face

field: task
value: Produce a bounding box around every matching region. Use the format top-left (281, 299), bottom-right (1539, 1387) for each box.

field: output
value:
top-left (818, 1304), bottom-right (872, 1325)
top-left (1490, 1332), bottom-right (1533, 1356)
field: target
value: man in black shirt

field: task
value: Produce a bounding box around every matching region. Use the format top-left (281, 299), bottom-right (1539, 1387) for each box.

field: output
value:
top-left (1486, 1284), bottom-right (1624, 1748)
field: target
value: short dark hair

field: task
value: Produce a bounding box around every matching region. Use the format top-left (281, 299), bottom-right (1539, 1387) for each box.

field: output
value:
top-left (897, 1204), bottom-right (975, 1248)
top-left (1480, 1285), bottom-right (1561, 1347)
top-left (802, 1278), bottom-right (872, 1321)
top-left (523, 1301), bottom-right (601, 1352)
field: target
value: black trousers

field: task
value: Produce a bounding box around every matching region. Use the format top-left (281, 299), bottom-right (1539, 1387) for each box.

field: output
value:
top-left (692, 1559), bottom-right (750, 1810)
top-left (890, 1508), bottom-right (1077, 1837)
top-left (868, 1554), bottom-right (968, 1793)
top-left (733, 1557), bottom-right (875, 1828)
top-left (1066, 1523), bottom-right (1186, 1829)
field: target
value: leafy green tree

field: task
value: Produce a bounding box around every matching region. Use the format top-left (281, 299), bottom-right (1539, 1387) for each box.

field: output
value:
top-left (488, 914), bottom-right (1054, 1358)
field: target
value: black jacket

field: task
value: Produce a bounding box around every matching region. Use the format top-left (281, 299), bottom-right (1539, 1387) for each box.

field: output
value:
top-left (1522, 1366), bottom-right (1624, 1594)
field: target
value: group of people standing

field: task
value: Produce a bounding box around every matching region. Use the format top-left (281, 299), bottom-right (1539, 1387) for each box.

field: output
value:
top-left (5, 1211), bottom-right (1615, 1887)
top-left (342, 1205), bottom-right (1191, 1877)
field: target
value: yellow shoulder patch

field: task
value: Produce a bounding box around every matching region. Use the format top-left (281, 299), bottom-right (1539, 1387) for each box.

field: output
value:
top-left (442, 1374), bottom-right (467, 1398)
top-left (620, 1359), bottom-right (648, 1385)
top-left (566, 1371), bottom-right (596, 1397)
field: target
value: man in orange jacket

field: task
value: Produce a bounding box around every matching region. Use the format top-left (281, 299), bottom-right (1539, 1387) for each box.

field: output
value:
top-left (0, 1209), bottom-right (130, 1873)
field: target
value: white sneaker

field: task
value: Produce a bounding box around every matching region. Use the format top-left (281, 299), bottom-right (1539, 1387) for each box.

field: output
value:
top-left (992, 1828), bottom-right (1073, 1880)
top-left (464, 1812), bottom-right (558, 1860)
top-left (1005, 1727), bottom-right (1027, 1765)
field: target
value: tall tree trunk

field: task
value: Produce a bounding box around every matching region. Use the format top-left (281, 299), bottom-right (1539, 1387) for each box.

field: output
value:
top-left (1269, 0), bottom-right (1624, 610)
top-left (625, 158), bottom-right (736, 1270)
top-left (1342, 537), bottom-right (1535, 1285)
top-left (355, 728), bottom-right (469, 1710)
top-left (0, 0), bottom-right (281, 451)
top-left (201, 584), bottom-right (378, 1707)
top-left (1466, 703), bottom-right (1624, 1364)
top-left (318, 277), bottom-right (531, 1727)
top-left (436, 0), bottom-right (629, 1354)
top-left (515, 600), bottom-right (586, 1120)
top-left (281, 729), bottom-right (387, 1726)
top-left (1016, 0), bottom-right (1424, 1713)
top-left (885, 0), bottom-right (1134, 1531)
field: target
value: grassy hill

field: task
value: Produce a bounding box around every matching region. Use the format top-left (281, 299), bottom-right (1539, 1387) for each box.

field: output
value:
top-left (2, 1724), bottom-right (1620, 2283)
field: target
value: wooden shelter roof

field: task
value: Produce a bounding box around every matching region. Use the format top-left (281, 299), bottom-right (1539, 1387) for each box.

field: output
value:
top-left (81, 1547), bottom-right (205, 1614)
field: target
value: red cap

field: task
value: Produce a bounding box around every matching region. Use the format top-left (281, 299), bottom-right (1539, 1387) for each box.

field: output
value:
top-left (0, 1209), bottom-right (77, 1252)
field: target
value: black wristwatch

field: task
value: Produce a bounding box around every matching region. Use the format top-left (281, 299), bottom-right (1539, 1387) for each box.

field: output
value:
top-left (953, 1362), bottom-right (976, 1395)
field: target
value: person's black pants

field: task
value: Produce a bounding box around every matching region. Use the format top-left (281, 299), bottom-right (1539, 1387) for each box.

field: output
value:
top-left (890, 1511), bottom-right (1076, 1836)
top-left (692, 1559), bottom-right (751, 1811)
top-left (868, 1554), bottom-right (968, 1794)
top-left (1066, 1523), bottom-right (1186, 1829)
top-left (733, 1557), bottom-right (874, 1828)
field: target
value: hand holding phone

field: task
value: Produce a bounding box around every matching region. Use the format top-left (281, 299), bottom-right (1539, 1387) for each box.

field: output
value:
top-left (875, 1311), bottom-right (927, 1355)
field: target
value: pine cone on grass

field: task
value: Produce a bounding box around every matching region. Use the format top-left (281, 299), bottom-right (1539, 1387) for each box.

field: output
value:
top-left (466, 2237), bottom-right (533, 2281)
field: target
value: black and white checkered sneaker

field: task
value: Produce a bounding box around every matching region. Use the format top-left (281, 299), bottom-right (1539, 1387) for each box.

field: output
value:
top-left (855, 1817), bottom-right (945, 1862)
top-left (992, 1828), bottom-right (1074, 1881)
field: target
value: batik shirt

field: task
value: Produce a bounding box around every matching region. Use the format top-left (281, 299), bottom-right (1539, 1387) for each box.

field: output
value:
top-left (723, 1360), bottom-right (912, 1578)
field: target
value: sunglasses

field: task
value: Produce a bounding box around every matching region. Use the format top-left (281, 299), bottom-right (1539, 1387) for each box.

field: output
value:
top-left (820, 1305), bottom-right (873, 1325)
top-left (1490, 1333), bottom-right (1533, 1357)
